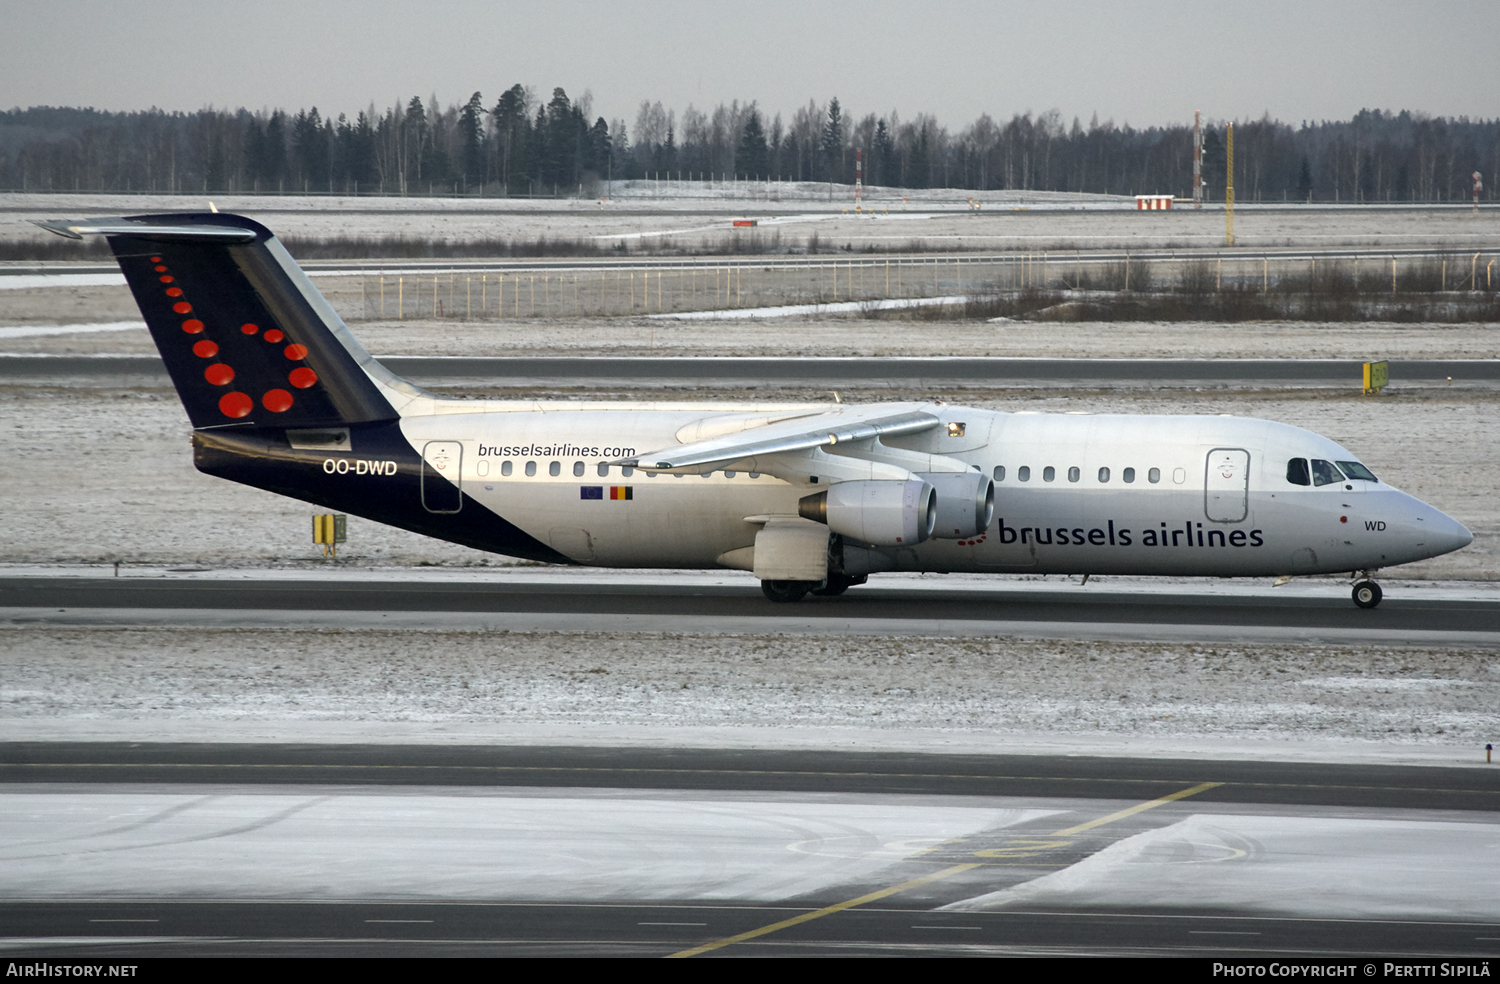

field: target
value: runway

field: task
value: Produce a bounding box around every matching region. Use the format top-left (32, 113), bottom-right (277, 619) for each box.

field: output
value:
top-left (2, 744), bottom-right (1498, 957)
top-left (3, 573), bottom-right (1497, 648)
top-left (3, 354), bottom-right (1498, 387)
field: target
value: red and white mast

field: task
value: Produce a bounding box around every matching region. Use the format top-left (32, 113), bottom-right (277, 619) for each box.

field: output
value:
top-left (1193, 110), bottom-right (1203, 209)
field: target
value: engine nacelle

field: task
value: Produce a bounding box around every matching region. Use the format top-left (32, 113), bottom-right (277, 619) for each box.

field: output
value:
top-left (918, 471), bottom-right (995, 539)
top-left (800, 480), bottom-right (935, 546)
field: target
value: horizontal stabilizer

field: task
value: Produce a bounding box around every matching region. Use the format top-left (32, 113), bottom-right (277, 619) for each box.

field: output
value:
top-left (34, 218), bottom-right (257, 242)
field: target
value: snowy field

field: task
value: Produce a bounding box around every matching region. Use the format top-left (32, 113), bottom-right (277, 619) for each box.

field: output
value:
top-left (0, 787), bottom-right (1045, 902)
top-left (0, 377), bottom-right (1491, 577)
top-left (3, 615), bottom-right (1498, 760)
top-left (4, 191), bottom-right (1498, 255)
top-left (946, 812), bottom-right (1500, 921)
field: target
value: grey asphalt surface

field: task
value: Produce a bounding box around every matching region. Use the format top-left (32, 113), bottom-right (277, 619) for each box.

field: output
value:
top-left (3, 744), bottom-right (1498, 957)
top-left (4, 354), bottom-right (1498, 385)
top-left (3, 575), bottom-right (1495, 638)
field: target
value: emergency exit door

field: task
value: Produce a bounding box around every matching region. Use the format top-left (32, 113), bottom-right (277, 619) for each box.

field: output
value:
top-left (421, 441), bottom-right (463, 513)
top-left (1204, 448), bottom-right (1249, 522)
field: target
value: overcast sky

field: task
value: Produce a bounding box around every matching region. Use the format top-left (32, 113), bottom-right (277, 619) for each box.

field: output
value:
top-left (5, 1), bottom-right (1496, 129)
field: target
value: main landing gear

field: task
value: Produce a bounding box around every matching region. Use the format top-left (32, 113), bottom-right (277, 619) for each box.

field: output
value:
top-left (761, 574), bottom-right (868, 603)
top-left (1351, 573), bottom-right (1383, 609)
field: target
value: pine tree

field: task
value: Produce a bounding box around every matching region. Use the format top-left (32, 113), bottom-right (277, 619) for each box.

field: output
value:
top-left (821, 97), bottom-right (844, 182)
top-left (458, 91), bottom-right (485, 190)
top-left (735, 109), bottom-right (769, 178)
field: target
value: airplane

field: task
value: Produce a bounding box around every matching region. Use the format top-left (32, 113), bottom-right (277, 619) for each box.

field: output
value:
top-left (38, 212), bottom-right (1473, 609)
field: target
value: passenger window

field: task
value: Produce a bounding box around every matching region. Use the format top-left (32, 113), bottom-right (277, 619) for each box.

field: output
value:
top-left (573, 461), bottom-right (585, 477)
top-left (1286, 458), bottom-right (1311, 486)
top-left (1043, 466), bottom-right (1056, 482)
top-left (1018, 466), bottom-right (1031, 482)
top-left (525, 461), bottom-right (537, 477)
top-left (597, 462), bottom-right (609, 477)
top-left (1123, 467), bottom-right (1135, 483)
top-left (993, 465), bottom-right (1005, 482)
top-left (549, 461), bottom-right (562, 477)
top-left (1097, 467), bottom-right (1110, 483)
top-left (1172, 467), bottom-right (1186, 484)
top-left (1068, 467), bottom-right (1080, 482)
top-left (1311, 459), bottom-right (1344, 486)
top-left (725, 470), bottom-right (736, 478)
top-left (622, 466), bottom-right (634, 477)
top-left (501, 460), bottom-right (513, 477)
top-left (1336, 460), bottom-right (1378, 482)
top-left (1148, 467), bottom-right (1160, 483)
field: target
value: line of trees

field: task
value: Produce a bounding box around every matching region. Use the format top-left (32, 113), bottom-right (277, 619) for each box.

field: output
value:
top-left (2, 93), bottom-right (1496, 203)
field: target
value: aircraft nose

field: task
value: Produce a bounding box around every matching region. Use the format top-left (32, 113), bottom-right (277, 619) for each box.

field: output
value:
top-left (1427, 507), bottom-right (1474, 555)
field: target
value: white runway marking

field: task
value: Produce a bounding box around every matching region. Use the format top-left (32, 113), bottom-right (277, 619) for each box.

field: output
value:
top-left (0, 275), bottom-right (126, 291)
top-left (0, 321), bottom-right (144, 338)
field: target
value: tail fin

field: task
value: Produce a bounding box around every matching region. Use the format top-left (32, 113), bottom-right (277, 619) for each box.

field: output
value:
top-left (38, 213), bottom-right (403, 429)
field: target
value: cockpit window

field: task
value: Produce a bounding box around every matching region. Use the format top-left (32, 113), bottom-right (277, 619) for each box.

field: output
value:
top-left (1286, 458), bottom-right (1311, 486)
top-left (1311, 458), bottom-right (1344, 486)
top-left (1336, 460), bottom-right (1378, 482)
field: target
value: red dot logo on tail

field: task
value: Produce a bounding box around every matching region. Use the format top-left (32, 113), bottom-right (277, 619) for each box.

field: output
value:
top-left (262, 389), bottom-right (293, 413)
top-left (181, 319), bottom-right (205, 334)
top-left (165, 287), bottom-right (183, 297)
top-left (263, 329), bottom-right (285, 343)
top-left (289, 367), bottom-right (318, 389)
top-left (192, 340), bottom-right (218, 358)
top-left (159, 275), bottom-right (174, 283)
top-left (284, 344), bottom-right (308, 360)
top-left (241, 323), bottom-right (259, 335)
top-left (218, 392), bottom-right (253, 418)
top-left (205, 364), bottom-right (235, 386)
top-left (173, 302), bottom-right (192, 314)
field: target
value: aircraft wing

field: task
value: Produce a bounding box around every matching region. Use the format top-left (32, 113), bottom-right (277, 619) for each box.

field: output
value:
top-left (624, 406), bottom-right (941, 471)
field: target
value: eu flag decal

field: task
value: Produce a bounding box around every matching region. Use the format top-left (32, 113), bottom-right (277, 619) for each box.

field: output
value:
top-left (580, 486), bottom-right (604, 500)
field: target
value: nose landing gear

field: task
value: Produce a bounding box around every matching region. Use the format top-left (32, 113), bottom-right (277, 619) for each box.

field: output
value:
top-left (1351, 573), bottom-right (1383, 609)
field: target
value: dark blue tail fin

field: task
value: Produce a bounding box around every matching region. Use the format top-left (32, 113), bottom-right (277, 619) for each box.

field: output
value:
top-left (39, 213), bottom-right (399, 429)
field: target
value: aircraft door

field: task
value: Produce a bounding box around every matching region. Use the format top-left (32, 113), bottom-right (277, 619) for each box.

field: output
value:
top-left (421, 441), bottom-right (464, 513)
top-left (1204, 448), bottom-right (1249, 523)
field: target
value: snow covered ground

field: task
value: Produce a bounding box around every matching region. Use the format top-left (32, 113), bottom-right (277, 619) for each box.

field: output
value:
top-left (946, 812), bottom-right (1500, 921)
top-left (0, 787), bottom-right (1043, 902)
top-left (5, 191), bottom-right (1498, 254)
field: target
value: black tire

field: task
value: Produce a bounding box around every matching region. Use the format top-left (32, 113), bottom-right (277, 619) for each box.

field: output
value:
top-left (810, 574), bottom-right (865, 597)
top-left (761, 579), bottom-right (812, 603)
top-left (1352, 580), bottom-right (1383, 609)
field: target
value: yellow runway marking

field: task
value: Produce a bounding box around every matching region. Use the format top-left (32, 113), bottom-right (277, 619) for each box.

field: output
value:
top-left (666, 863), bottom-right (981, 959)
top-left (669, 780), bottom-right (1222, 957)
top-left (1051, 781), bottom-right (1223, 836)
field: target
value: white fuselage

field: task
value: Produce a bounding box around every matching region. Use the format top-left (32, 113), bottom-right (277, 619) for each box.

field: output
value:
top-left (393, 401), bottom-right (1471, 577)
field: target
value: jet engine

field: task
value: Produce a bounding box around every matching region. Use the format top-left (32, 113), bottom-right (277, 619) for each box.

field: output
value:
top-left (799, 479), bottom-right (936, 546)
top-left (917, 471), bottom-right (995, 539)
